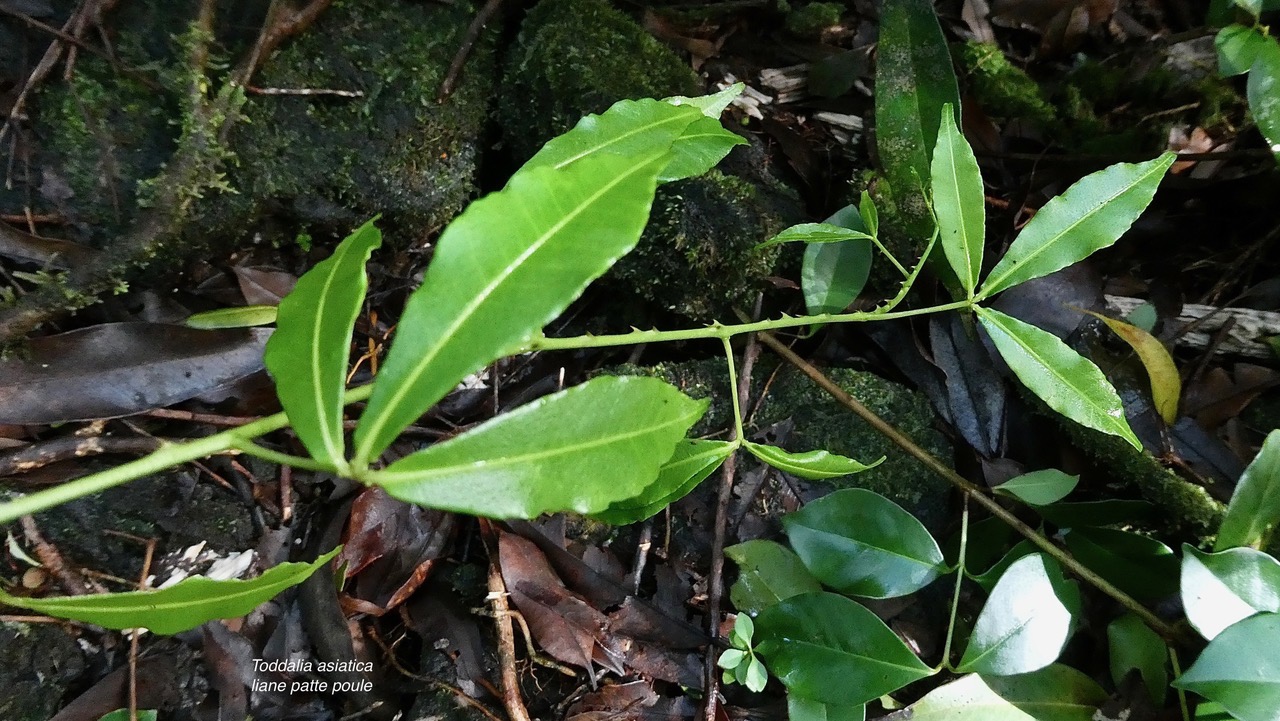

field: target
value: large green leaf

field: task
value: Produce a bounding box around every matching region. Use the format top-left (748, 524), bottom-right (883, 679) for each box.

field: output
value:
top-left (592, 439), bottom-right (733, 524)
top-left (976, 154), bottom-right (1175, 300)
top-left (957, 554), bottom-right (1081, 676)
top-left (745, 442), bottom-right (883, 480)
top-left (993, 469), bottom-right (1079, 507)
top-left (1062, 527), bottom-right (1178, 602)
top-left (788, 696), bottom-right (865, 721)
top-left (1216, 430), bottom-right (1280, 551)
top-left (1248, 38), bottom-right (1280, 162)
top-left (518, 95), bottom-right (744, 182)
top-left (726, 539), bottom-right (823, 616)
top-left (265, 220), bottom-right (381, 470)
top-left (894, 665), bottom-right (1107, 720)
top-left (802, 204), bottom-right (873, 315)
top-left (1174, 612), bottom-right (1280, 721)
top-left (931, 103), bottom-right (985, 295)
top-left (1182, 545), bottom-right (1280, 640)
top-left (0, 548), bottom-right (339, 634)
top-left (1107, 613), bottom-right (1168, 705)
top-left (369, 376), bottom-right (706, 518)
top-left (755, 592), bottom-right (934, 706)
top-left (354, 150), bottom-right (671, 464)
top-left (874, 0), bottom-right (960, 242)
top-left (977, 307), bottom-right (1141, 449)
top-left (783, 488), bottom-right (944, 598)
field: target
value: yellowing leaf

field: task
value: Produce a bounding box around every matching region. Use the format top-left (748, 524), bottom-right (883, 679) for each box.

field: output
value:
top-left (1081, 309), bottom-right (1181, 424)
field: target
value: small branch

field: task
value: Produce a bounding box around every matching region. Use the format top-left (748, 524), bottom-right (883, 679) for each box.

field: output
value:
top-left (754, 329), bottom-right (1191, 644)
top-left (0, 435), bottom-right (163, 477)
top-left (19, 515), bottom-right (89, 595)
top-left (438, 0), bottom-right (505, 101)
top-left (479, 519), bottom-right (533, 721)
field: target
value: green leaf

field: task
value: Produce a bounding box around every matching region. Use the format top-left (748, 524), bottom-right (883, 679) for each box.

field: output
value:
top-left (1248, 40), bottom-right (1280, 162)
top-left (1062, 527), bottom-right (1178, 602)
top-left (788, 695), bottom-right (865, 721)
top-left (369, 376), bottom-right (705, 518)
top-left (0, 548), bottom-right (339, 634)
top-left (783, 488), bottom-right (944, 599)
top-left (185, 305), bottom-right (278, 329)
top-left (976, 154), bottom-right (1175, 300)
top-left (1217, 24), bottom-right (1272, 76)
top-left (1108, 613), bottom-right (1168, 705)
top-left (993, 469), bottom-right (1079, 506)
top-left (732, 613), bottom-right (755, 647)
top-left (1216, 429), bottom-right (1280, 551)
top-left (858, 190), bottom-right (879, 238)
top-left (745, 442), bottom-right (883, 480)
top-left (754, 592), bottom-right (934, 706)
top-left (745, 655), bottom-right (769, 692)
top-left (977, 307), bottom-right (1141, 449)
top-left (757, 223), bottom-right (876, 249)
top-left (1174, 612), bottom-right (1280, 721)
top-left (99, 711), bottom-right (158, 721)
top-left (1234, 0), bottom-right (1262, 16)
top-left (592, 439), bottom-right (733, 524)
top-left (726, 539), bottom-right (824, 615)
top-left (969, 540), bottom-right (1037, 593)
top-left (1181, 545), bottom-right (1280, 640)
top-left (802, 204), bottom-right (873, 315)
top-left (1082, 309), bottom-right (1181, 424)
top-left (667, 83), bottom-right (744, 116)
top-left (894, 665), bottom-right (1107, 720)
top-left (519, 96), bottom-right (743, 182)
top-left (957, 554), bottom-right (1081, 676)
top-left (265, 220), bottom-right (381, 470)
top-left (874, 0), bottom-right (960, 242)
top-left (718, 648), bottom-right (747, 669)
top-left (354, 150), bottom-right (671, 464)
top-left (931, 103), bottom-right (985, 295)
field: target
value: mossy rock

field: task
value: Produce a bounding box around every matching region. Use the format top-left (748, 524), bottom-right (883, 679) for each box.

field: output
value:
top-left (957, 42), bottom-right (1056, 127)
top-left (18, 0), bottom-right (494, 256)
top-left (614, 359), bottom-right (954, 531)
top-left (498, 0), bottom-right (700, 163)
top-left (225, 0), bottom-right (496, 239)
top-left (785, 2), bottom-right (844, 38)
top-left (609, 169), bottom-right (785, 320)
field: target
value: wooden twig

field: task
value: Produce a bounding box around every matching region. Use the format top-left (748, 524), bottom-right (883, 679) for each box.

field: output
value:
top-left (479, 519), bottom-right (533, 721)
top-left (438, 0), bottom-right (505, 101)
top-left (19, 515), bottom-right (90, 595)
top-left (703, 332), bottom-right (759, 721)
top-left (129, 536), bottom-right (158, 721)
top-left (366, 625), bottom-right (506, 721)
top-left (0, 435), bottom-right (163, 476)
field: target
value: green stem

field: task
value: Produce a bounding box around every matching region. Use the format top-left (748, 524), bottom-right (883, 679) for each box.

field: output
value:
top-left (874, 228), bottom-right (939, 315)
top-left (869, 236), bottom-right (910, 278)
top-left (528, 299), bottom-right (972, 353)
top-left (0, 385), bottom-right (374, 524)
top-left (941, 495), bottom-right (970, 670)
top-left (231, 439), bottom-right (343, 475)
top-left (1170, 647), bottom-right (1190, 721)
top-left (720, 337), bottom-right (745, 441)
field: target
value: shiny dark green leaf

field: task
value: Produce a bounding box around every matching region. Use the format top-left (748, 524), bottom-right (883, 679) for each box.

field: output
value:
top-left (894, 665), bottom-right (1106, 720)
top-left (993, 469), bottom-right (1079, 506)
top-left (957, 554), bottom-right (1081, 675)
top-left (1217, 24), bottom-right (1271, 76)
top-left (1107, 613), bottom-right (1167, 705)
top-left (787, 696), bottom-right (865, 721)
top-left (726, 539), bottom-right (823, 616)
top-left (755, 592), bottom-right (934, 706)
top-left (783, 488), bottom-right (943, 598)
top-left (1181, 545), bottom-right (1280, 640)
top-left (802, 204), bottom-right (873, 315)
top-left (1062, 527), bottom-right (1177, 602)
top-left (1174, 612), bottom-right (1280, 721)
top-left (1216, 429), bottom-right (1280, 551)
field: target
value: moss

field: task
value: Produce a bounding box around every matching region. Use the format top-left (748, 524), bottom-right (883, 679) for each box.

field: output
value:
top-left (499, 0), bottom-right (700, 163)
top-left (613, 359), bottom-right (953, 531)
top-left (957, 42), bottom-right (1056, 126)
top-left (609, 170), bottom-right (783, 320)
top-left (785, 2), bottom-right (844, 37)
top-left (226, 0), bottom-right (496, 240)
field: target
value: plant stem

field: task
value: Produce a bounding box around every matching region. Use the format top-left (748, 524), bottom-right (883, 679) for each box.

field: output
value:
top-left (941, 495), bottom-right (969, 670)
top-left (753, 329), bottom-right (1192, 644)
top-left (230, 439), bottom-right (343, 475)
top-left (527, 299), bottom-right (973, 353)
top-left (1170, 647), bottom-right (1190, 721)
top-left (721, 337), bottom-right (744, 440)
top-left (0, 385), bottom-right (373, 524)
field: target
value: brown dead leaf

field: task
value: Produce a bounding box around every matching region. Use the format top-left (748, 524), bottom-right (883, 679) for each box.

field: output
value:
top-left (499, 531), bottom-right (626, 675)
top-left (642, 9), bottom-right (724, 70)
top-left (991, 0), bottom-right (1116, 55)
top-left (566, 680), bottom-right (695, 721)
top-left (338, 487), bottom-right (453, 616)
top-left (233, 266), bottom-right (298, 306)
